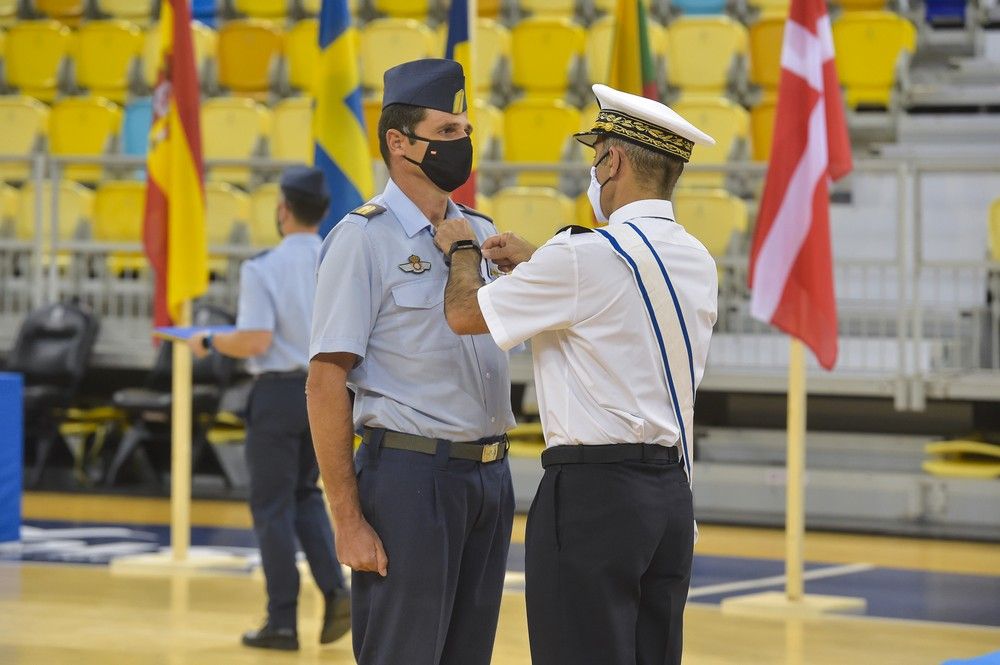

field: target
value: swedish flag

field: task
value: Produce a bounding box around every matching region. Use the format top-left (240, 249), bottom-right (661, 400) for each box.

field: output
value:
top-left (314, 0), bottom-right (374, 236)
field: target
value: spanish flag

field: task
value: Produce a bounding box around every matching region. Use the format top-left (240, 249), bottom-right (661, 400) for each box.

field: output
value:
top-left (610, 0), bottom-right (657, 100)
top-left (143, 0), bottom-right (207, 327)
top-left (315, 0), bottom-right (373, 236)
top-left (445, 0), bottom-right (476, 207)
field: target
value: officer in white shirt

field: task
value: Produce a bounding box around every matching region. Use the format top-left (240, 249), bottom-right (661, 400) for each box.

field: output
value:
top-left (432, 84), bottom-right (718, 665)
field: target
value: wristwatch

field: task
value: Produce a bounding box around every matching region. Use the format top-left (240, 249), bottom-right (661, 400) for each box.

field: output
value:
top-left (201, 334), bottom-right (213, 351)
top-left (447, 239), bottom-right (482, 264)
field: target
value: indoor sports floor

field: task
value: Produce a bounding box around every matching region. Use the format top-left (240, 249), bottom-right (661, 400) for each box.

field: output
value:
top-left (1, 493), bottom-right (998, 664)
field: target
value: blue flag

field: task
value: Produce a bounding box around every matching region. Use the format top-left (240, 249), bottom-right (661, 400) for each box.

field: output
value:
top-left (314, 0), bottom-right (373, 236)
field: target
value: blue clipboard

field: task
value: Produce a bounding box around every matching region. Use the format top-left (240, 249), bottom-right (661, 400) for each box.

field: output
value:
top-left (153, 325), bottom-right (236, 342)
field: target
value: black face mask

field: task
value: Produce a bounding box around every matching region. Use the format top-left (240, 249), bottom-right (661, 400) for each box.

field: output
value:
top-left (403, 133), bottom-right (473, 193)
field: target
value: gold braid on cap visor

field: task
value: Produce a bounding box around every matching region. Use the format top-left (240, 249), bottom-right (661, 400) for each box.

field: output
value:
top-left (588, 109), bottom-right (694, 162)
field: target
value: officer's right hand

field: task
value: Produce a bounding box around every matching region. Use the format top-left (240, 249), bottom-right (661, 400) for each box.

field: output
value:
top-left (482, 232), bottom-right (537, 273)
top-left (337, 516), bottom-right (388, 577)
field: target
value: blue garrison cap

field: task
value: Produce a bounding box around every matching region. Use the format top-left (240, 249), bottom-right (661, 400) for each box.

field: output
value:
top-left (279, 166), bottom-right (329, 202)
top-left (382, 59), bottom-right (467, 115)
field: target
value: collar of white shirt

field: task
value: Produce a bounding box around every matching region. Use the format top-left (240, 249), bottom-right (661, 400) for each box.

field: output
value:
top-left (607, 199), bottom-right (676, 225)
top-left (382, 178), bottom-right (464, 238)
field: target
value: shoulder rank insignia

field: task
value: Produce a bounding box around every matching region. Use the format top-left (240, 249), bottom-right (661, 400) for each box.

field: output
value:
top-left (555, 224), bottom-right (595, 236)
top-left (350, 203), bottom-right (386, 219)
top-left (456, 202), bottom-right (494, 226)
top-left (399, 254), bottom-right (432, 274)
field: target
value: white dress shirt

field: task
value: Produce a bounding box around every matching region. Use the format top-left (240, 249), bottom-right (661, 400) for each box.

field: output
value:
top-left (478, 199), bottom-right (718, 448)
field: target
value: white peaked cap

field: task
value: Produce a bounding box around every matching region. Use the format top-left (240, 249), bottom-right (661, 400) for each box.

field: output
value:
top-left (574, 84), bottom-right (716, 162)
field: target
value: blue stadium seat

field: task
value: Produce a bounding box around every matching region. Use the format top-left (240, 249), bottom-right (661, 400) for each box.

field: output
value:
top-left (924, 0), bottom-right (965, 25)
top-left (192, 0), bottom-right (218, 27)
top-left (122, 98), bottom-right (153, 159)
top-left (671, 0), bottom-right (727, 15)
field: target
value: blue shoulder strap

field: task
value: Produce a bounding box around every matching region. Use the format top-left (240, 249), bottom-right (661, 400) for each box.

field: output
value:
top-left (594, 223), bottom-right (696, 484)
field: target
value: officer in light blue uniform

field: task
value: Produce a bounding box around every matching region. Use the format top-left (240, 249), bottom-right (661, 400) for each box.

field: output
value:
top-left (190, 167), bottom-right (349, 652)
top-left (307, 59), bottom-right (515, 665)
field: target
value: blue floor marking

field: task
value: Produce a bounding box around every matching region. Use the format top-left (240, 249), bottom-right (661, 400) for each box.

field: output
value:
top-left (4, 519), bottom-right (999, 628)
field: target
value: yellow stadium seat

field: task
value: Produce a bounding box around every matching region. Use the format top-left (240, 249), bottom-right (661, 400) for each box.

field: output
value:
top-left (249, 182), bottom-right (283, 248)
top-left (666, 16), bottom-right (747, 96)
top-left (32, 0), bottom-right (85, 22)
top-left (92, 179), bottom-right (147, 274)
top-left (511, 17), bottom-right (585, 97)
top-left (272, 96), bottom-right (314, 165)
top-left (205, 181), bottom-right (250, 247)
top-left (491, 187), bottom-right (574, 248)
top-left (75, 20), bottom-right (144, 104)
top-left (748, 14), bottom-right (783, 92)
top-left (49, 97), bottom-right (122, 183)
top-left (833, 11), bottom-right (916, 109)
top-left (0, 95), bottom-right (49, 181)
top-left (373, 0), bottom-right (432, 18)
top-left (17, 180), bottom-right (94, 244)
top-left (672, 97), bottom-right (749, 187)
top-left (586, 15), bottom-right (614, 84)
top-left (0, 0), bottom-right (17, 23)
top-left (749, 96), bottom-right (775, 161)
top-left (475, 19), bottom-right (510, 95)
top-left (0, 182), bottom-right (18, 230)
top-left (519, 0), bottom-right (576, 17)
top-left (749, 0), bottom-right (789, 14)
top-left (672, 188), bottom-right (747, 260)
top-left (143, 21), bottom-right (217, 89)
top-left (475, 193), bottom-right (492, 217)
top-left (989, 199), bottom-right (1000, 263)
top-left (4, 20), bottom-right (73, 102)
top-left (201, 97), bottom-right (272, 185)
top-left (359, 19), bottom-right (436, 92)
top-left (95, 0), bottom-right (155, 24)
top-left (285, 18), bottom-right (319, 94)
top-left (473, 98), bottom-right (503, 159)
top-left (838, 0), bottom-right (885, 10)
top-left (234, 0), bottom-right (289, 18)
top-left (503, 98), bottom-right (581, 186)
top-left (217, 20), bottom-right (284, 96)
top-left (478, 0), bottom-right (502, 17)
top-left (363, 97), bottom-right (383, 162)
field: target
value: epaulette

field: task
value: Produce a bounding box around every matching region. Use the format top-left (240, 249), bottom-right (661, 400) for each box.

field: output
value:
top-left (555, 225), bottom-right (595, 236)
top-left (348, 203), bottom-right (386, 220)
top-left (456, 202), bottom-right (494, 225)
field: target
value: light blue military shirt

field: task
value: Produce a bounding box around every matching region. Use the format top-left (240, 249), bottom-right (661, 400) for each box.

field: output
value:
top-left (310, 179), bottom-right (515, 441)
top-left (237, 232), bottom-right (321, 375)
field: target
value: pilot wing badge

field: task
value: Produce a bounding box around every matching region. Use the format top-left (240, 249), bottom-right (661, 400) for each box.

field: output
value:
top-left (399, 254), bottom-right (432, 274)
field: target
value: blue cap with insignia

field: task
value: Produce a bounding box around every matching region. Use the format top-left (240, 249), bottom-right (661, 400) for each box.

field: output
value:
top-left (279, 166), bottom-right (330, 203)
top-left (382, 58), bottom-right (467, 115)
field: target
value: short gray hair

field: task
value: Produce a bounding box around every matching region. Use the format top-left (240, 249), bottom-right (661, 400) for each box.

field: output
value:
top-left (605, 137), bottom-right (685, 199)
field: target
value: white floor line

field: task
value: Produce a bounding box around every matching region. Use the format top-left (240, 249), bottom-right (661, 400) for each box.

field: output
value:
top-left (688, 562), bottom-right (876, 599)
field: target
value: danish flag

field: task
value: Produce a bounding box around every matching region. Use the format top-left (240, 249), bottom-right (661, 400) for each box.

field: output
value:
top-left (748, 0), bottom-right (852, 370)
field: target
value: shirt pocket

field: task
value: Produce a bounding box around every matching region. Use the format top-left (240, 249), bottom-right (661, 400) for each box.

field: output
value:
top-left (388, 278), bottom-right (460, 354)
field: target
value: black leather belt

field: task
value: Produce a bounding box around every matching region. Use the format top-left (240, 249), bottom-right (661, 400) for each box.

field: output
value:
top-left (541, 443), bottom-right (681, 468)
top-left (363, 427), bottom-right (509, 464)
top-left (256, 369), bottom-right (308, 380)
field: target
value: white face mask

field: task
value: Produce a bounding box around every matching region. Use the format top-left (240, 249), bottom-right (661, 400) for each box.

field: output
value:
top-left (587, 166), bottom-right (609, 223)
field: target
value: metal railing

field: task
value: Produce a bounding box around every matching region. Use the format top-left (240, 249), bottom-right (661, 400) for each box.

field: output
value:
top-left (0, 152), bottom-right (997, 408)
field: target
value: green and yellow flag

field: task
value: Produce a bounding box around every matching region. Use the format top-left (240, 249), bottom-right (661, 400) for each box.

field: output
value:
top-left (610, 0), bottom-right (658, 99)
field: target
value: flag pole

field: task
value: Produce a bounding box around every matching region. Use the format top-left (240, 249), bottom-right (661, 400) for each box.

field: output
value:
top-left (786, 337), bottom-right (806, 601)
top-left (170, 299), bottom-right (192, 563)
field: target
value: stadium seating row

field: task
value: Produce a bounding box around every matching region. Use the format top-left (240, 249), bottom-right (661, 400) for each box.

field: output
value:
top-left (0, 93), bottom-right (777, 191)
top-left (0, 176), bottom-right (748, 267)
top-left (0, 12), bottom-right (917, 109)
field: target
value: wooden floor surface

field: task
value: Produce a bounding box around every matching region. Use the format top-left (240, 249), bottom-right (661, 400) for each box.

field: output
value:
top-left (1, 563), bottom-right (998, 665)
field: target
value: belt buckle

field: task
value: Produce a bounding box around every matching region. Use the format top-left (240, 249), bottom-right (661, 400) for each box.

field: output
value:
top-left (481, 441), bottom-right (500, 463)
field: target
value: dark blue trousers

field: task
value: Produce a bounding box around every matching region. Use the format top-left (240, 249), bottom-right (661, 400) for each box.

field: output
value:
top-left (526, 458), bottom-right (694, 665)
top-left (352, 433), bottom-right (515, 665)
top-left (245, 374), bottom-right (345, 629)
